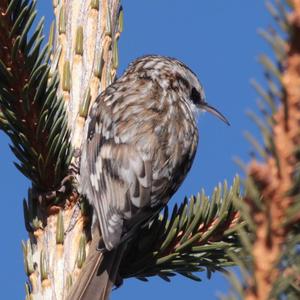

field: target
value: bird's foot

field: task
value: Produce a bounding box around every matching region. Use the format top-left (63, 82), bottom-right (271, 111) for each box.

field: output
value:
top-left (38, 174), bottom-right (74, 203)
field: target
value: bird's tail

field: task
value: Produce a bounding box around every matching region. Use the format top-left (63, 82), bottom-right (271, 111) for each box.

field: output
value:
top-left (66, 227), bottom-right (125, 300)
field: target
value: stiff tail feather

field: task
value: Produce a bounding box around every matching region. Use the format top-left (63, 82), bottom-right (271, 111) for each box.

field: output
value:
top-left (66, 227), bottom-right (125, 300)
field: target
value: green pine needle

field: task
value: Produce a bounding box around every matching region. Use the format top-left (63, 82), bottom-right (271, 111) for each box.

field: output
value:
top-left (119, 177), bottom-right (243, 282)
top-left (0, 0), bottom-right (72, 191)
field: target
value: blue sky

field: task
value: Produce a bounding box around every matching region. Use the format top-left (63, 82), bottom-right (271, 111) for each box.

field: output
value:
top-left (0, 1), bottom-right (272, 299)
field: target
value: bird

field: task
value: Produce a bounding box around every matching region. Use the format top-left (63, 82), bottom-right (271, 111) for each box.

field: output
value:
top-left (70, 55), bottom-right (229, 300)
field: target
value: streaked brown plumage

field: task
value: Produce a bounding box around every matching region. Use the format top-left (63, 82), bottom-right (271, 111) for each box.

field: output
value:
top-left (75, 55), bottom-right (229, 300)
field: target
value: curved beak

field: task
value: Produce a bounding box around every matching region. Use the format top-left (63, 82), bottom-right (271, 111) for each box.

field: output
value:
top-left (200, 103), bottom-right (230, 126)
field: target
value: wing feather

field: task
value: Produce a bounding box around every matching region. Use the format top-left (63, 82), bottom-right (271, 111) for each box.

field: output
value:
top-left (82, 98), bottom-right (153, 250)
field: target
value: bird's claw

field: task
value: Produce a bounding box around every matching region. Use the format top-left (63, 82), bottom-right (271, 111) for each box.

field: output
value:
top-left (38, 174), bottom-right (74, 203)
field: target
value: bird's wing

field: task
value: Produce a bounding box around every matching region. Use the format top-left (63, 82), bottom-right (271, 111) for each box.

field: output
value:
top-left (82, 96), bottom-right (153, 250)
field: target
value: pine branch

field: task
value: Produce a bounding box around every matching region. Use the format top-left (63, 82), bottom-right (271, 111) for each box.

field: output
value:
top-left (120, 177), bottom-right (243, 282)
top-left (0, 0), bottom-right (72, 191)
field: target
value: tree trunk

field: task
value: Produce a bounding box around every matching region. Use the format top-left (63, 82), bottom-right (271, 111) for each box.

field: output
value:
top-left (23, 1), bottom-right (122, 299)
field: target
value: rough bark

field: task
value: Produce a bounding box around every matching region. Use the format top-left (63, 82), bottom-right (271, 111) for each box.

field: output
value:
top-left (23, 1), bottom-right (122, 299)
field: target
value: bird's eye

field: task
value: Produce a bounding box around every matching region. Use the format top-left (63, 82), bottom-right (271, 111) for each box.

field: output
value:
top-left (190, 87), bottom-right (201, 105)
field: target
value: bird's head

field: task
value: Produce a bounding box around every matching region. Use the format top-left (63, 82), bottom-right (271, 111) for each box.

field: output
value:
top-left (172, 57), bottom-right (230, 125)
top-left (125, 55), bottom-right (230, 125)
